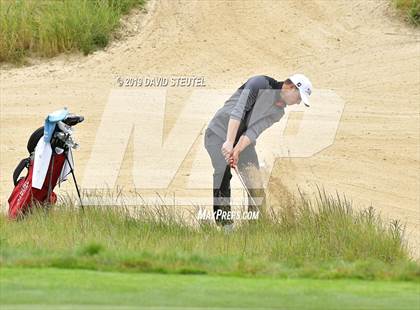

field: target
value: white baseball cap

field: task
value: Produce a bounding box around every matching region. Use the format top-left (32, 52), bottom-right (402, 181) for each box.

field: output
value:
top-left (289, 74), bottom-right (313, 107)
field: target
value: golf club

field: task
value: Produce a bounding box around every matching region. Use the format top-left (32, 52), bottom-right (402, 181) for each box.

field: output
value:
top-left (232, 165), bottom-right (258, 208)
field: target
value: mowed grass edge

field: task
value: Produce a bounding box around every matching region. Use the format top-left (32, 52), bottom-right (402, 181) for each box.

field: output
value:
top-left (0, 0), bottom-right (147, 64)
top-left (1, 188), bottom-right (419, 281)
top-left (0, 267), bottom-right (419, 310)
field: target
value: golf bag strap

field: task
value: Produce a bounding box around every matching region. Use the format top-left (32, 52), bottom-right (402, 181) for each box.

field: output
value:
top-left (12, 157), bottom-right (30, 186)
top-left (234, 103), bottom-right (256, 145)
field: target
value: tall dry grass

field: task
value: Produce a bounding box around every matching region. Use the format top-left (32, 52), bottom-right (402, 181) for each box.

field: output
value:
top-left (1, 187), bottom-right (418, 281)
top-left (0, 0), bottom-right (146, 63)
top-left (393, 0), bottom-right (419, 25)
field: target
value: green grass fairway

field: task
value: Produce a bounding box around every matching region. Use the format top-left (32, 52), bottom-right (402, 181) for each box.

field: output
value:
top-left (0, 268), bottom-right (419, 310)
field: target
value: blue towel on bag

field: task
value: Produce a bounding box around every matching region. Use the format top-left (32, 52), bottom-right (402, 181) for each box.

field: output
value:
top-left (43, 108), bottom-right (69, 142)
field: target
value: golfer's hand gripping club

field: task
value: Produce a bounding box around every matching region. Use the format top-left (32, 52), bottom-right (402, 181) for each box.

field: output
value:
top-left (229, 149), bottom-right (239, 168)
top-left (221, 140), bottom-right (234, 162)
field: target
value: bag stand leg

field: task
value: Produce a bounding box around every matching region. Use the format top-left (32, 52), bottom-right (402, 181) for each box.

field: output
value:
top-left (64, 152), bottom-right (84, 210)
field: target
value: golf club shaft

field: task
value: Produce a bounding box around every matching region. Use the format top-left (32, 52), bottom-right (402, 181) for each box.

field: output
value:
top-left (233, 166), bottom-right (258, 208)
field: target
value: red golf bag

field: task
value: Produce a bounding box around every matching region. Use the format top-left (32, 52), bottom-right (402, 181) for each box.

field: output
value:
top-left (8, 113), bottom-right (84, 219)
top-left (8, 153), bottom-right (65, 219)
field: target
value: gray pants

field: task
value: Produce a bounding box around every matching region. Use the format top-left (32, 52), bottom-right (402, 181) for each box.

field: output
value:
top-left (204, 128), bottom-right (264, 225)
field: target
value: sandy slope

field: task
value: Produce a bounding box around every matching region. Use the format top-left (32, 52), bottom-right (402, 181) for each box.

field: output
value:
top-left (1, 0), bottom-right (419, 256)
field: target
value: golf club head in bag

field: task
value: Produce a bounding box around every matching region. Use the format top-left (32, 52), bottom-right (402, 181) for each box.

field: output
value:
top-left (8, 110), bottom-right (84, 219)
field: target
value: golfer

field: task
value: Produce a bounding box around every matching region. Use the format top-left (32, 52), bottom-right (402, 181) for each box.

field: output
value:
top-left (204, 74), bottom-right (312, 227)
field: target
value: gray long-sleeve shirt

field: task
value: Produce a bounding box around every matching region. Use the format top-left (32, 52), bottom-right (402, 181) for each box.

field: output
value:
top-left (207, 75), bottom-right (285, 145)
